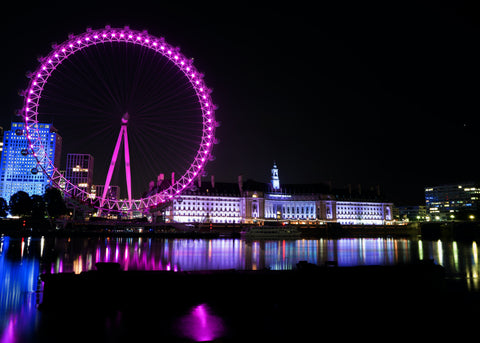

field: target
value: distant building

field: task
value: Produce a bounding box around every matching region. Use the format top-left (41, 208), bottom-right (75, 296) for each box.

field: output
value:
top-left (93, 185), bottom-right (120, 201)
top-left (163, 163), bottom-right (394, 225)
top-left (425, 183), bottom-right (480, 221)
top-left (65, 153), bottom-right (94, 191)
top-left (396, 205), bottom-right (427, 222)
top-left (0, 122), bottom-right (62, 201)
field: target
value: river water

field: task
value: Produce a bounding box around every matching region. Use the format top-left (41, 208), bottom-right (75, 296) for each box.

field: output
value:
top-left (1, 235), bottom-right (479, 341)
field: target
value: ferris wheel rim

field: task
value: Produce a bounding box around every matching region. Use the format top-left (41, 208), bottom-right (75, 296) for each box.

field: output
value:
top-left (22, 26), bottom-right (217, 212)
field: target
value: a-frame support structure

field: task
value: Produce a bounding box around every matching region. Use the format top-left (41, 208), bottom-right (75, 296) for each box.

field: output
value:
top-left (100, 113), bottom-right (132, 211)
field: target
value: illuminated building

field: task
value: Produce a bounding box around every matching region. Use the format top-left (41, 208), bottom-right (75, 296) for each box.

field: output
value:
top-left (167, 163), bottom-right (393, 225)
top-left (425, 183), bottom-right (480, 221)
top-left (0, 122), bottom-right (62, 201)
top-left (65, 153), bottom-right (94, 191)
top-left (166, 177), bottom-right (244, 224)
top-left (0, 126), bottom-right (3, 160)
top-left (93, 185), bottom-right (120, 201)
top-left (396, 205), bottom-right (427, 222)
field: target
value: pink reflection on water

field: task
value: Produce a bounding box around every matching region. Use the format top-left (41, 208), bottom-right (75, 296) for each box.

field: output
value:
top-left (1, 315), bottom-right (16, 343)
top-left (177, 304), bottom-right (225, 341)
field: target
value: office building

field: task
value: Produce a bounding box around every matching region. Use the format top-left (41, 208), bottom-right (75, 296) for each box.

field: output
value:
top-left (65, 153), bottom-right (94, 191)
top-left (425, 183), bottom-right (480, 220)
top-left (0, 122), bottom-right (62, 201)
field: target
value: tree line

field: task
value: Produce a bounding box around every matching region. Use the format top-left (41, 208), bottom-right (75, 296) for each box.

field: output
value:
top-left (0, 187), bottom-right (67, 221)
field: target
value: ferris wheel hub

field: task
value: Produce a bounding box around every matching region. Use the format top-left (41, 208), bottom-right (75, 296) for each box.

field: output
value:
top-left (121, 112), bottom-right (129, 125)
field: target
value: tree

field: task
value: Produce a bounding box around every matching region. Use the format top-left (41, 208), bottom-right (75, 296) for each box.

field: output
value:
top-left (9, 191), bottom-right (33, 217)
top-left (31, 194), bottom-right (46, 221)
top-left (44, 187), bottom-right (67, 219)
top-left (0, 197), bottom-right (8, 217)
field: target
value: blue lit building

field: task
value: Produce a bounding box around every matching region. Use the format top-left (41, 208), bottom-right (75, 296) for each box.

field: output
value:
top-left (0, 122), bottom-right (62, 202)
top-left (166, 163), bottom-right (394, 225)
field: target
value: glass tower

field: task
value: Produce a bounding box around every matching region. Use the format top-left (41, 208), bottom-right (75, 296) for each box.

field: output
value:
top-left (0, 122), bottom-right (62, 202)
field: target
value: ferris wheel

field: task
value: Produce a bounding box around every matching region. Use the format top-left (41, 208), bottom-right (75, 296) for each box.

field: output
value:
top-left (21, 26), bottom-right (218, 213)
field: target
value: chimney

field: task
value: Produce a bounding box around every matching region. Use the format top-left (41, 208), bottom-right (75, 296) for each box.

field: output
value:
top-left (197, 175), bottom-right (202, 188)
top-left (171, 172), bottom-right (175, 186)
top-left (238, 175), bottom-right (243, 193)
top-left (211, 175), bottom-right (215, 188)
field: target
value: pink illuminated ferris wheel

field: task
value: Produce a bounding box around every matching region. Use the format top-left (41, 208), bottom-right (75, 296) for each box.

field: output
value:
top-left (21, 26), bottom-right (217, 213)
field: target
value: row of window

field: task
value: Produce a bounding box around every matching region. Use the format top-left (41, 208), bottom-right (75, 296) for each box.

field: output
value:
top-left (175, 211), bottom-right (241, 217)
top-left (173, 216), bottom-right (241, 224)
top-left (266, 206), bottom-right (316, 214)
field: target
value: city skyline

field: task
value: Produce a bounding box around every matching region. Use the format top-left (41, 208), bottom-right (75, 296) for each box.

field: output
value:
top-left (1, 2), bottom-right (479, 205)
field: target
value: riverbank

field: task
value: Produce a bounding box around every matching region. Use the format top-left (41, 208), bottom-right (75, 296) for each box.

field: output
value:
top-left (1, 218), bottom-right (420, 239)
top-left (3, 218), bottom-right (480, 240)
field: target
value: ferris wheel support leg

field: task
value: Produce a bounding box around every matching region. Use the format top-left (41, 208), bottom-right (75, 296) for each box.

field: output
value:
top-left (100, 125), bottom-right (125, 210)
top-left (123, 126), bottom-right (132, 206)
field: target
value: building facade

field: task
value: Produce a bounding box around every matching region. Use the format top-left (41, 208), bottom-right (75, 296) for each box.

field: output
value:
top-left (425, 183), bottom-right (480, 221)
top-left (0, 122), bottom-right (62, 201)
top-left (65, 153), bottom-right (94, 191)
top-left (396, 205), bottom-right (427, 222)
top-left (164, 164), bottom-right (393, 225)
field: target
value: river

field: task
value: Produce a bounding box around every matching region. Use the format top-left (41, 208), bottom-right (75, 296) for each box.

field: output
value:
top-left (1, 235), bottom-right (479, 341)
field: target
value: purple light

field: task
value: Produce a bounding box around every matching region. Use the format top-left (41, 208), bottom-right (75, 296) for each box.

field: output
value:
top-left (177, 304), bottom-right (224, 341)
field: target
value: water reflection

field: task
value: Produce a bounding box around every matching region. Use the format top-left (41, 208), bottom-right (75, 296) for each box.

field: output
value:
top-left (0, 236), bottom-right (41, 343)
top-left (176, 303), bottom-right (224, 341)
top-left (36, 237), bottom-right (424, 273)
top-left (1, 235), bottom-right (480, 340)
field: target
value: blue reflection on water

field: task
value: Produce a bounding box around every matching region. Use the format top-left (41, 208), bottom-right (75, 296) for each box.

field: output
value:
top-left (0, 236), bottom-right (41, 342)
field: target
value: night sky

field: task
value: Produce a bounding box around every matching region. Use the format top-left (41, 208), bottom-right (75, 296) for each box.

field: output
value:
top-left (1, 1), bottom-right (479, 205)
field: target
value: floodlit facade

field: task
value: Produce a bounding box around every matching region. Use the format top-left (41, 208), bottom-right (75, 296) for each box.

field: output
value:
top-left (165, 164), bottom-right (393, 225)
top-left (0, 122), bottom-right (62, 201)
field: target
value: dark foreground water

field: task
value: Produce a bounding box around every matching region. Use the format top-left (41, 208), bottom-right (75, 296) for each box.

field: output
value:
top-left (1, 235), bottom-right (479, 341)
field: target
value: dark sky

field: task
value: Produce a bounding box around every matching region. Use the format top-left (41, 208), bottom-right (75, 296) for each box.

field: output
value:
top-left (1, 1), bottom-right (479, 205)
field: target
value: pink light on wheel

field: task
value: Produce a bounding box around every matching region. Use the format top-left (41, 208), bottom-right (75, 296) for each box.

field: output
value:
top-left (21, 26), bottom-right (217, 214)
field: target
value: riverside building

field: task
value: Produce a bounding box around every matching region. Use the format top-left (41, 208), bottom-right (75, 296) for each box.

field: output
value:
top-left (163, 163), bottom-right (393, 225)
top-left (425, 183), bottom-right (480, 221)
top-left (0, 122), bottom-right (62, 201)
